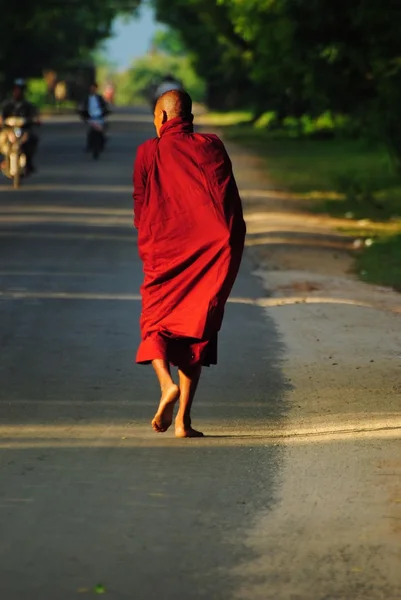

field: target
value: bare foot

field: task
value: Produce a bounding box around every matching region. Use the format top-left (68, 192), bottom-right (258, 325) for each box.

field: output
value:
top-left (175, 423), bottom-right (204, 438)
top-left (151, 384), bottom-right (180, 433)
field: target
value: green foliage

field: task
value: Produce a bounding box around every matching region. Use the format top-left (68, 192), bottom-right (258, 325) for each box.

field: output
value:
top-left (116, 52), bottom-right (205, 105)
top-left (225, 126), bottom-right (401, 200)
top-left (26, 79), bottom-right (48, 106)
top-left (234, 110), bottom-right (356, 140)
top-left (357, 234), bottom-right (401, 291)
top-left (152, 29), bottom-right (187, 57)
top-left (254, 112), bottom-right (276, 129)
top-left (225, 120), bottom-right (401, 289)
top-left (94, 52), bottom-right (119, 92)
top-left (198, 111), bottom-right (253, 126)
top-left (150, 0), bottom-right (401, 162)
top-left (333, 172), bottom-right (376, 206)
top-left (0, 1), bottom-right (140, 96)
top-left (151, 0), bottom-right (253, 109)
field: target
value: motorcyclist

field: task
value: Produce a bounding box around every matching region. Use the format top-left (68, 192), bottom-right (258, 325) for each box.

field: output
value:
top-left (0, 79), bottom-right (40, 174)
top-left (79, 82), bottom-right (110, 152)
top-left (152, 74), bottom-right (183, 111)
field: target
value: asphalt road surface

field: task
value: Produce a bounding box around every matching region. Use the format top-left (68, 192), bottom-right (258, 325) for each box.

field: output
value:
top-left (0, 109), bottom-right (400, 600)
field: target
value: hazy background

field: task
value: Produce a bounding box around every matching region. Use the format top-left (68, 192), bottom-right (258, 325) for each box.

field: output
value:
top-left (105, 4), bottom-right (158, 70)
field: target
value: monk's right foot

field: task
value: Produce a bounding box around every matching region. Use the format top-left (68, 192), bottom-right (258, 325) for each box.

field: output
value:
top-left (151, 384), bottom-right (180, 433)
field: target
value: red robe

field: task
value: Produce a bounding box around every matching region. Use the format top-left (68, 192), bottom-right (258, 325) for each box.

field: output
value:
top-left (133, 116), bottom-right (246, 367)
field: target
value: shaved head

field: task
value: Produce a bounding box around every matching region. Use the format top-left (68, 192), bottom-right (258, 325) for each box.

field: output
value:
top-left (156, 89), bottom-right (192, 120)
top-left (153, 89), bottom-right (193, 137)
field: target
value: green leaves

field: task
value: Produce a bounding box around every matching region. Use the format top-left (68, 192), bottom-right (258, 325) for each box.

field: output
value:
top-left (150, 0), bottom-right (401, 164)
top-left (0, 0), bottom-right (140, 94)
top-left (151, 0), bottom-right (253, 109)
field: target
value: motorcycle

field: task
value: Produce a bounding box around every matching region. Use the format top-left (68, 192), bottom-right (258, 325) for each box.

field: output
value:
top-left (1, 116), bottom-right (29, 188)
top-left (87, 118), bottom-right (105, 160)
top-left (78, 108), bottom-right (108, 160)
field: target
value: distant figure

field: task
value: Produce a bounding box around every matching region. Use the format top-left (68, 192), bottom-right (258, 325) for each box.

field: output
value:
top-left (54, 81), bottom-right (67, 102)
top-left (0, 78), bottom-right (40, 174)
top-left (104, 82), bottom-right (115, 106)
top-left (79, 82), bottom-right (110, 152)
top-left (133, 90), bottom-right (246, 438)
top-left (152, 74), bottom-right (183, 110)
top-left (54, 81), bottom-right (67, 111)
top-left (81, 82), bottom-right (108, 121)
top-left (155, 74), bottom-right (183, 97)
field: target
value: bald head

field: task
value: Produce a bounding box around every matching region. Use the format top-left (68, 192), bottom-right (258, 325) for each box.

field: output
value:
top-left (156, 89), bottom-right (192, 120)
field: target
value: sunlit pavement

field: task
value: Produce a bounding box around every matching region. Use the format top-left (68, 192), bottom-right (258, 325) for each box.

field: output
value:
top-left (0, 108), bottom-right (400, 599)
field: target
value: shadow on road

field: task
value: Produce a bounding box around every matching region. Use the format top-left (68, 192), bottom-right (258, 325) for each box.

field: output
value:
top-left (0, 112), bottom-right (292, 599)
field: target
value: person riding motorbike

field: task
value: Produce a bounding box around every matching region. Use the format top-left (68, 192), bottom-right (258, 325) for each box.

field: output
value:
top-left (79, 82), bottom-right (110, 152)
top-left (0, 79), bottom-right (40, 174)
top-left (152, 74), bottom-right (183, 111)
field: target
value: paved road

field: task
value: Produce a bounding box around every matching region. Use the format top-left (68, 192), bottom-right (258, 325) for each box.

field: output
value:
top-left (0, 109), bottom-right (400, 599)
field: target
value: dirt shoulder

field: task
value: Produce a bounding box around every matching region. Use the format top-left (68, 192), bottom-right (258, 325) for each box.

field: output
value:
top-left (226, 139), bottom-right (401, 433)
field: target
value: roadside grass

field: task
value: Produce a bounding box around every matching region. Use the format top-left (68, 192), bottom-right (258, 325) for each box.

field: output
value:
top-left (196, 110), bottom-right (252, 127)
top-left (223, 124), bottom-right (401, 290)
top-left (357, 235), bottom-right (401, 291)
top-left (39, 102), bottom-right (77, 115)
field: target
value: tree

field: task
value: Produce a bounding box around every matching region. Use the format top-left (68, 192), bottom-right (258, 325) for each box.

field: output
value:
top-left (116, 28), bottom-right (205, 105)
top-left (151, 0), bottom-right (253, 109)
top-left (151, 29), bottom-right (187, 57)
top-left (0, 0), bottom-right (140, 96)
top-left (219, 0), bottom-right (401, 163)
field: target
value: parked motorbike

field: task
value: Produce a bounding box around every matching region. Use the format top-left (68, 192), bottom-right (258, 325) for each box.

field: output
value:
top-left (1, 116), bottom-right (29, 188)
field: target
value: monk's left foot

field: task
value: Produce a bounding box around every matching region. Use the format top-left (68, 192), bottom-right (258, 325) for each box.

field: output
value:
top-left (175, 423), bottom-right (204, 438)
top-left (151, 384), bottom-right (180, 433)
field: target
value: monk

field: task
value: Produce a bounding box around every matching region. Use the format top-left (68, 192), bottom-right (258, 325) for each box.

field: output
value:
top-left (133, 90), bottom-right (246, 437)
